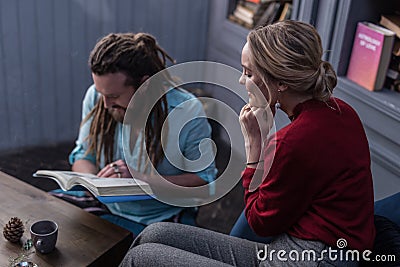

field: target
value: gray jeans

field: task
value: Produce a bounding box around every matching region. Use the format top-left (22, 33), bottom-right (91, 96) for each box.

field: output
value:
top-left (119, 222), bottom-right (359, 267)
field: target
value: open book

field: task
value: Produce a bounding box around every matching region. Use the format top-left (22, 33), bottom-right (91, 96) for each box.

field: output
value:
top-left (33, 170), bottom-right (152, 197)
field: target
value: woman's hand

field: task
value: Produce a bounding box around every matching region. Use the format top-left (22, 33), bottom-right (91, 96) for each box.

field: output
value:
top-left (239, 104), bottom-right (271, 164)
top-left (97, 159), bottom-right (132, 178)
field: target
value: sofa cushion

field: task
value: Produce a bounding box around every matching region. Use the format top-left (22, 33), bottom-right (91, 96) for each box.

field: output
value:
top-left (374, 192), bottom-right (400, 226)
top-left (361, 215), bottom-right (400, 266)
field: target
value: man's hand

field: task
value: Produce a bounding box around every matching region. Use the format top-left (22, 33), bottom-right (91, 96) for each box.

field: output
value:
top-left (72, 159), bottom-right (98, 174)
top-left (97, 159), bottom-right (132, 178)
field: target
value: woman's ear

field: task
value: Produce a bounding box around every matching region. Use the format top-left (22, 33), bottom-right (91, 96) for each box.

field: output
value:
top-left (278, 81), bottom-right (288, 92)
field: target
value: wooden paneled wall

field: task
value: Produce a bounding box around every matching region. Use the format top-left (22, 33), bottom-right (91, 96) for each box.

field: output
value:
top-left (0, 0), bottom-right (209, 152)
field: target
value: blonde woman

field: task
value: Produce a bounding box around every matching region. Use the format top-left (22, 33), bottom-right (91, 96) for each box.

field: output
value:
top-left (120, 21), bottom-right (375, 267)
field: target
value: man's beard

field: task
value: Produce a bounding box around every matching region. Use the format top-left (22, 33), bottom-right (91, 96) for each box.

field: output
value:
top-left (108, 106), bottom-right (126, 123)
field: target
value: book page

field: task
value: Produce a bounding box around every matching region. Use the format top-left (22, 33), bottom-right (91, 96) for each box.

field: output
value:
top-left (34, 170), bottom-right (151, 196)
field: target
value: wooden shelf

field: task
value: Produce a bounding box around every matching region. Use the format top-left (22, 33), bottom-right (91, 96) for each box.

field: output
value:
top-left (337, 77), bottom-right (400, 118)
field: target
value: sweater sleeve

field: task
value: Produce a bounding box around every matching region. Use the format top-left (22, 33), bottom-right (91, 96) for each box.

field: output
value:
top-left (242, 139), bottom-right (315, 237)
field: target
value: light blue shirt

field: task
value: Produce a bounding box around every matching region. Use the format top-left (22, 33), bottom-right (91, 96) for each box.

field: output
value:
top-left (69, 84), bottom-right (217, 224)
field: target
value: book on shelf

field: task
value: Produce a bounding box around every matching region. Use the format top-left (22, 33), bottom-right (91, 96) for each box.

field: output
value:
top-left (393, 38), bottom-right (400, 56)
top-left (233, 5), bottom-right (255, 26)
top-left (230, 0), bottom-right (265, 29)
top-left (346, 22), bottom-right (395, 91)
top-left (247, 1), bottom-right (270, 26)
top-left (278, 2), bottom-right (292, 21)
top-left (236, 3), bottom-right (256, 18)
top-left (380, 14), bottom-right (400, 55)
top-left (33, 170), bottom-right (152, 197)
top-left (380, 14), bottom-right (400, 38)
top-left (384, 55), bottom-right (400, 92)
top-left (241, 0), bottom-right (259, 10)
top-left (387, 68), bottom-right (399, 80)
top-left (229, 0), bottom-right (292, 29)
top-left (384, 72), bottom-right (400, 92)
top-left (254, 1), bottom-right (284, 27)
top-left (228, 14), bottom-right (253, 29)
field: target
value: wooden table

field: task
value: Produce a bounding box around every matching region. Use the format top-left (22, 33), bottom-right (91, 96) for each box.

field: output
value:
top-left (0, 171), bottom-right (133, 267)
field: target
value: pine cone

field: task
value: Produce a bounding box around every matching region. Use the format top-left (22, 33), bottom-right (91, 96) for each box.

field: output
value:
top-left (3, 217), bottom-right (24, 243)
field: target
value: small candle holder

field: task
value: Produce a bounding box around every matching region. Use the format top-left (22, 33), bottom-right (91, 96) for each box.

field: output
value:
top-left (13, 261), bottom-right (38, 267)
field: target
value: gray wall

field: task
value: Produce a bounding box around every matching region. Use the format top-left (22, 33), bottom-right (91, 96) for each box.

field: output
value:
top-left (0, 0), bottom-right (210, 152)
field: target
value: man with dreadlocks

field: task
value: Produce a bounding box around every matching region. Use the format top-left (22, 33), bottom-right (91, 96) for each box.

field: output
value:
top-left (69, 32), bottom-right (217, 235)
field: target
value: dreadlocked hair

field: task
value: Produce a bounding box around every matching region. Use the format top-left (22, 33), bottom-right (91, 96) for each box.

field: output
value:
top-left (84, 32), bottom-right (175, 168)
top-left (83, 97), bottom-right (116, 165)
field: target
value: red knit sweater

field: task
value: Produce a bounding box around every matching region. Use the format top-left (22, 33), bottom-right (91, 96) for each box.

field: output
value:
top-left (242, 98), bottom-right (375, 251)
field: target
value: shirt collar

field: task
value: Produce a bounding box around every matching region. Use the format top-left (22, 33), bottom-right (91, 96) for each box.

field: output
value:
top-left (291, 98), bottom-right (335, 121)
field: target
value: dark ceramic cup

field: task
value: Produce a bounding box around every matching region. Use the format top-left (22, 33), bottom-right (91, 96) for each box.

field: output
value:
top-left (30, 220), bottom-right (58, 254)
